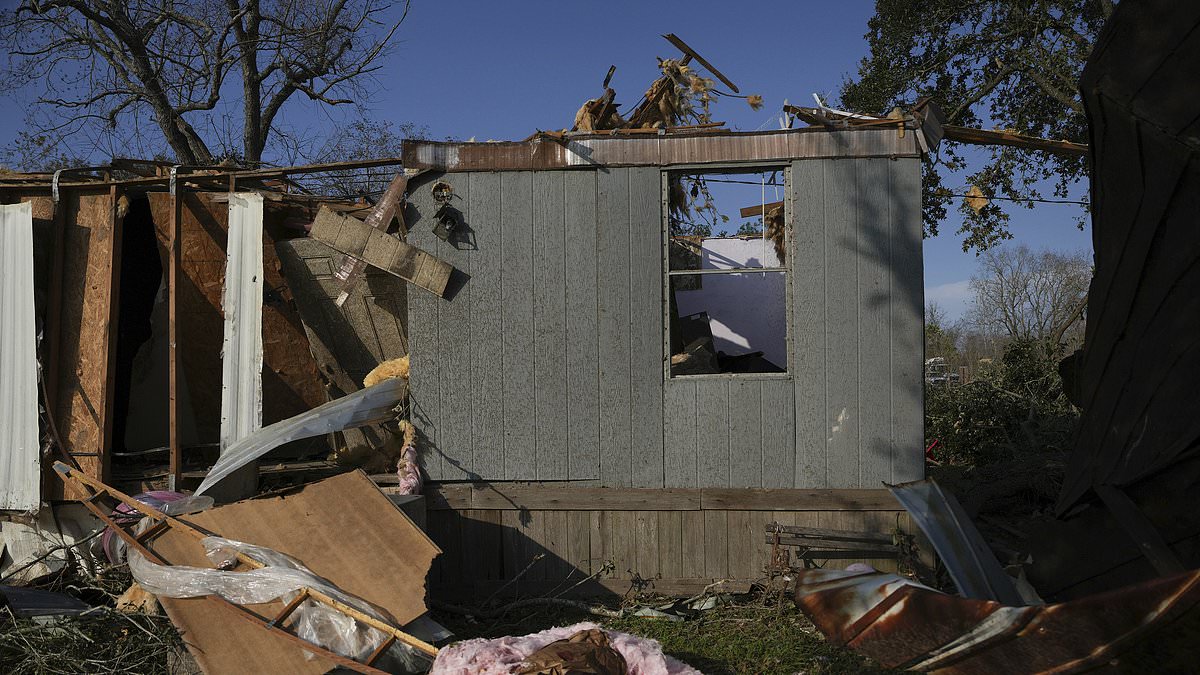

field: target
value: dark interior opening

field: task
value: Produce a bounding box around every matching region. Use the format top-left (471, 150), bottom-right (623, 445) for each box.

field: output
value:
top-left (110, 195), bottom-right (163, 461)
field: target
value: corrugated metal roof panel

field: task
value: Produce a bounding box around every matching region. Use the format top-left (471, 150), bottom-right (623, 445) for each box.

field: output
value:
top-left (216, 193), bottom-right (265, 500)
top-left (0, 201), bottom-right (41, 512)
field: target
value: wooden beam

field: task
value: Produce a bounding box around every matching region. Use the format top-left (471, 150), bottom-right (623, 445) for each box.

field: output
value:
top-left (167, 191), bottom-right (181, 490)
top-left (701, 488), bottom-right (901, 511)
top-left (662, 33), bottom-right (739, 93)
top-left (422, 484), bottom-right (903, 512)
top-left (942, 124), bottom-right (1088, 157)
top-left (1095, 484), bottom-right (1184, 576)
top-left (99, 182), bottom-right (124, 483)
top-left (739, 200), bottom-right (784, 218)
top-left (309, 206), bottom-right (453, 298)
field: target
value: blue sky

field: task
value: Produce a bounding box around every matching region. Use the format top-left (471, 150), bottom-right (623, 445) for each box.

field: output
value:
top-left (0, 0), bottom-right (1093, 321)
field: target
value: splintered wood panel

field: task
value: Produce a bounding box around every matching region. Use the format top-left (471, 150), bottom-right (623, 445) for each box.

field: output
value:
top-left (275, 238), bottom-right (408, 395)
top-left (52, 190), bottom-right (117, 496)
top-left (147, 194), bottom-right (326, 448)
top-left (149, 471), bottom-right (438, 675)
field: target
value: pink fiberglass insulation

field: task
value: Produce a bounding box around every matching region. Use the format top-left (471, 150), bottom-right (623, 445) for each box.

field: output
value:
top-left (394, 444), bottom-right (422, 495)
top-left (430, 622), bottom-right (702, 675)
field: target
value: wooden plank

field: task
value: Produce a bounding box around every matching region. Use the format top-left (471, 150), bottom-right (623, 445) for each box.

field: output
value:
top-left (501, 171), bottom-right (536, 479)
top-left (590, 510), bottom-right (613, 578)
top-left (99, 184), bottom-right (123, 486)
top-left (541, 510), bottom-right (571, 582)
top-left (597, 168), bottom-right (633, 487)
top-left (628, 167), bottom-right (664, 488)
top-left (726, 510), bottom-right (755, 580)
top-left (825, 159), bottom-right (860, 488)
top-left (1096, 485), bottom-right (1185, 575)
top-left (519, 509), bottom-right (547, 581)
top-left (749, 511), bottom-right (774, 578)
top-left (664, 380), bottom-right (698, 487)
top-left (703, 510), bottom-right (728, 578)
top-left (635, 511), bottom-right (661, 579)
top-left (658, 510), bottom-right (683, 579)
top-left (168, 192), bottom-right (181, 489)
top-left (465, 509), bottom-right (503, 581)
top-left (681, 510), bottom-right (706, 578)
top-left (467, 172), bottom-right (505, 479)
top-left (767, 534), bottom-right (898, 555)
top-left (611, 511), bottom-right (638, 579)
top-left (468, 485), bottom-right (701, 510)
top-left (309, 206), bottom-right (453, 297)
top-left (765, 523), bottom-right (895, 543)
top-left (729, 380), bottom-right (762, 487)
top-left (890, 158), bottom-right (925, 483)
top-left (564, 170), bottom-right (600, 480)
top-left (566, 510), bottom-right (592, 576)
top-left (500, 509), bottom-right (523, 579)
top-left (696, 381), bottom-right (730, 487)
top-left (532, 172), bottom-right (568, 480)
top-left (791, 159), bottom-right (827, 488)
top-left (857, 158), bottom-right (892, 488)
top-left (760, 379), bottom-right (795, 488)
top-left (425, 484), bottom-right (899, 511)
top-left (436, 174), bottom-right (473, 479)
top-left (56, 190), bottom-right (119, 494)
top-left (701, 487), bottom-right (900, 510)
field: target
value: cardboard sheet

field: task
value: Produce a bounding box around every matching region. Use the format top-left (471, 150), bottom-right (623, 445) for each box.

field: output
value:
top-left (146, 470), bottom-right (439, 674)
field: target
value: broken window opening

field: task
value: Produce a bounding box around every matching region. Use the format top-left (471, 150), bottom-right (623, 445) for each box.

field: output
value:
top-left (667, 168), bottom-right (789, 377)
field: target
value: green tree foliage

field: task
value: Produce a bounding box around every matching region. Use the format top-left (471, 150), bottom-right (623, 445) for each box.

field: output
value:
top-left (842, 1), bottom-right (1113, 251)
top-left (926, 338), bottom-right (1077, 465)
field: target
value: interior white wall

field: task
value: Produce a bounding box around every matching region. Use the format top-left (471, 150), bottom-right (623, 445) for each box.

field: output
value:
top-left (674, 237), bottom-right (788, 369)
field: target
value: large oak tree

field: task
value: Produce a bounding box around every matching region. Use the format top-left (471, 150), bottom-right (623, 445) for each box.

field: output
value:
top-left (2, 0), bottom-right (409, 167)
top-left (841, 0), bottom-right (1113, 252)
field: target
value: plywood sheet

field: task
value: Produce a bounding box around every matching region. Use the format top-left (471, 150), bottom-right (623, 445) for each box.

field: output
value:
top-left (52, 191), bottom-right (118, 498)
top-left (147, 194), bottom-right (326, 451)
top-left (149, 470), bottom-right (439, 674)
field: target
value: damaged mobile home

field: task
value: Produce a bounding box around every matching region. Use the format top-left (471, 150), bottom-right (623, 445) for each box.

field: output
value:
top-left (2, 10), bottom-right (1200, 671)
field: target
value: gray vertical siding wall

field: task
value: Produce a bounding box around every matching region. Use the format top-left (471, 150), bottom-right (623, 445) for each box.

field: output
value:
top-left (408, 157), bottom-right (923, 488)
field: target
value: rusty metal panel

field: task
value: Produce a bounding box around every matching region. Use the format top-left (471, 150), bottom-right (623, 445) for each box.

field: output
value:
top-left (793, 566), bottom-right (1200, 673)
top-left (403, 128), bottom-right (920, 173)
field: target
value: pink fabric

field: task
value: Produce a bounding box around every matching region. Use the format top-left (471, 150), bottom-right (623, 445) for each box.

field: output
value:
top-left (430, 622), bottom-right (701, 675)
top-left (394, 444), bottom-right (422, 495)
top-left (101, 491), bottom-right (188, 563)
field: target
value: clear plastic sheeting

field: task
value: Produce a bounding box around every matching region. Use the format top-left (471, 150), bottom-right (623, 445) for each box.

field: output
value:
top-left (196, 377), bottom-right (406, 496)
top-left (102, 492), bottom-right (215, 564)
top-left (129, 535), bottom-right (430, 671)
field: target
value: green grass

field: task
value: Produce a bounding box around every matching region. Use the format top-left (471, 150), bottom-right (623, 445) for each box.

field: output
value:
top-left (433, 595), bottom-right (892, 675)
